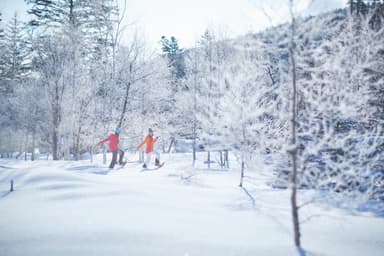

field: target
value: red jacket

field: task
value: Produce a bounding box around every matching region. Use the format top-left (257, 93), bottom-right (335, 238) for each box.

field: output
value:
top-left (137, 135), bottom-right (158, 153)
top-left (98, 134), bottom-right (119, 151)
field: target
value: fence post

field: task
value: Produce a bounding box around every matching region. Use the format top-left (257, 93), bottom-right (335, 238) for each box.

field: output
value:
top-left (225, 150), bottom-right (229, 168)
top-left (220, 151), bottom-right (223, 168)
top-left (10, 180), bottom-right (14, 192)
top-left (208, 151), bottom-right (211, 168)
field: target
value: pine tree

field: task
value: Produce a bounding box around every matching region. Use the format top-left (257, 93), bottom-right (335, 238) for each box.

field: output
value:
top-left (25, 0), bottom-right (118, 50)
top-left (26, 0), bottom-right (66, 28)
top-left (0, 12), bottom-right (6, 78)
top-left (0, 11), bottom-right (11, 132)
top-left (161, 36), bottom-right (186, 82)
top-left (3, 13), bottom-right (30, 80)
top-left (26, 0), bottom-right (90, 29)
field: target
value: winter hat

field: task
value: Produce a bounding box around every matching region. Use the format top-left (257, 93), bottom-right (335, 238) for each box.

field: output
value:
top-left (115, 127), bottom-right (121, 134)
top-left (148, 128), bottom-right (154, 133)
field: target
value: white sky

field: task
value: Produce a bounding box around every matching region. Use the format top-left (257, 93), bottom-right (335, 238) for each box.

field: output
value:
top-left (1, 0), bottom-right (348, 50)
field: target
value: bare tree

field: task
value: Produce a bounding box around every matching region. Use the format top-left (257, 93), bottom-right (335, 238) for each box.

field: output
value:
top-left (34, 35), bottom-right (71, 160)
top-left (288, 0), bottom-right (301, 248)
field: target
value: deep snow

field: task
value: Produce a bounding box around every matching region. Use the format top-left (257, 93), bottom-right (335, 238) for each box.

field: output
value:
top-left (0, 152), bottom-right (383, 256)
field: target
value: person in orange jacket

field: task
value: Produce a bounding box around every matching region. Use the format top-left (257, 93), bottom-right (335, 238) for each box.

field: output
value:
top-left (136, 128), bottom-right (161, 168)
top-left (96, 127), bottom-right (125, 169)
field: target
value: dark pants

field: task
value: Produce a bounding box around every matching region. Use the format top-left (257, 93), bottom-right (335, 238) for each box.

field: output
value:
top-left (109, 149), bottom-right (125, 169)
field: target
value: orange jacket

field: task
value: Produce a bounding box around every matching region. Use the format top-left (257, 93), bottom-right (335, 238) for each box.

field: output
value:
top-left (137, 135), bottom-right (158, 153)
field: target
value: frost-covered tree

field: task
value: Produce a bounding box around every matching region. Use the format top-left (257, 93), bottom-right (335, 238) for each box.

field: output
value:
top-left (196, 39), bottom-right (282, 185)
top-left (169, 30), bottom-right (219, 158)
top-left (197, 29), bottom-right (222, 109)
top-left (0, 12), bottom-right (11, 137)
top-left (25, 0), bottom-right (111, 30)
top-left (161, 35), bottom-right (186, 83)
top-left (129, 56), bottom-right (173, 148)
top-left (85, 0), bottom-right (120, 153)
top-left (24, 0), bottom-right (121, 161)
top-left (33, 35), bottom-right (72, 160)
top-left (275, 2), bottom-right (384, 248)
top-left (113, 36), bottom-right (150, 128)
top-left (3, 13), bottom-right (30, 80)
top-left (289, 9), bottom-right (384, 198)
top-left (13, 78), bottom-right (49, 160)
top-left (176, 44), bottom-right (205, 163)
top-left (0, 13), bottom-right (32, 157)
top-left (286, 0), bottom-right (300, 247)
top-left (0, 12), bottom-right (6, 77)
top-left (352, 5), bottom-right (384, 125)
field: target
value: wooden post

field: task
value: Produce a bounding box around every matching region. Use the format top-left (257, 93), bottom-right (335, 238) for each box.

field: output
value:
top-left (90, 146), bottom-right (93, 163)
top-left (192, 140), bottom-right (196, 167)
top-left (103, 147), bottom-right (107, 165)
top-left (239, 161), bottom-right (244, 187)
top-left (208, 151), bottom-right (211, 168)
top-left (10, 180), bottom-right (14, 192)
top-left (225, 150), bottom-right (229, 168)
top-left (220, 151), bottom-right (223, 168)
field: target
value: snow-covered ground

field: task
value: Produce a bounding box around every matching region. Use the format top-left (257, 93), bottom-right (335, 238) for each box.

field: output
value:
top-left (0, 153), bottom-right (383, 256)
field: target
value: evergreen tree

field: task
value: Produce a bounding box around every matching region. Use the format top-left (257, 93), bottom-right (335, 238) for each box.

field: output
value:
top-left (25, 0), bottom-right (118, 50)
top-left (25, 0), bottom-right (89, 29)
top-left (0, 11), bottom-right (11, 133)
top-left (3, 13), bottom-right (30, 80)
top-left (0, 13), bottom-right (31, 153)
top-left (161, 36), bottom-right (186, 81)
top-left (26, 0), bottom-right (67, 28)
top-left (0, 12), bottom-right (6, 78)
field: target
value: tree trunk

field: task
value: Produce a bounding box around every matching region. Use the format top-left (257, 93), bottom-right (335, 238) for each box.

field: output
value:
top-left (192, 138), bottom-right (196, 166)
top-left (52, 79), bottom-right (62, 161)
top-left (52, 129), bottom-right (59, 160)
top-left (73, 126), bottom-right (81, 161)
top-left (193, 53), bottom-right (198, 166)
top-left (103, 146), bottom-right (107, 164)
top-left (31, 126), bottom-right (36, 161)
top-left (289, 0), bottom-right (301, 247)
top-left (207, 151), bottom-right (211, 168)
top-left (167, 137), bottom-right (175, 153)
top-left (239, 160), bottom-right (245, 187)
top-left (192, 117), bottom-right (197, 166)
top-left (24, 132), bottom-right (29, 161)
top-left (118, 64), bottom-right (132, 127)
top-left (52, 109), bottom-right (61, 160)
top-left (90, 146), bottom-right (93, 163)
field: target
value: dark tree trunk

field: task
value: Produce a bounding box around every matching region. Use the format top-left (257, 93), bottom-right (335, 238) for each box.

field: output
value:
top-left (239, 161), bottom-right (245, 187)
top-left (73, 126), bottom-right (81, 161)
top-left (52, 80), bottom-right (62, 161)
top-left (52, 129), bottom-right (59, 160)
top-left (31, 126), bottom-right (36, 161)
top-left (192, 123), bottom-right (197, 165)
top-left (118, 64), bottom-right (132, 128)
top-left (289, 0), bottom-right (301, 248)
top-left (167, 137), bottom-right (175, 153)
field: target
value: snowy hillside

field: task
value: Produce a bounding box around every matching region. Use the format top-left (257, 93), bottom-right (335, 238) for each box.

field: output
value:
top-left (1, 153), bottom-right (384, 256)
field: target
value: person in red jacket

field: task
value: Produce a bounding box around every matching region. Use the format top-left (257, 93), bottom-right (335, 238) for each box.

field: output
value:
top-left (136, 128), bottom-right (161, 168)
top-left (96, 127), bottom-right (125, 169)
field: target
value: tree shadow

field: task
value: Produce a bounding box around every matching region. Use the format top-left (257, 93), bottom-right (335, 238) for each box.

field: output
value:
top-left (1, 191), bottom-right (13, 198)
top-left (0, 165), bottom-right (15, 170)
top-left (241, 186), bottom-right (256, 209)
